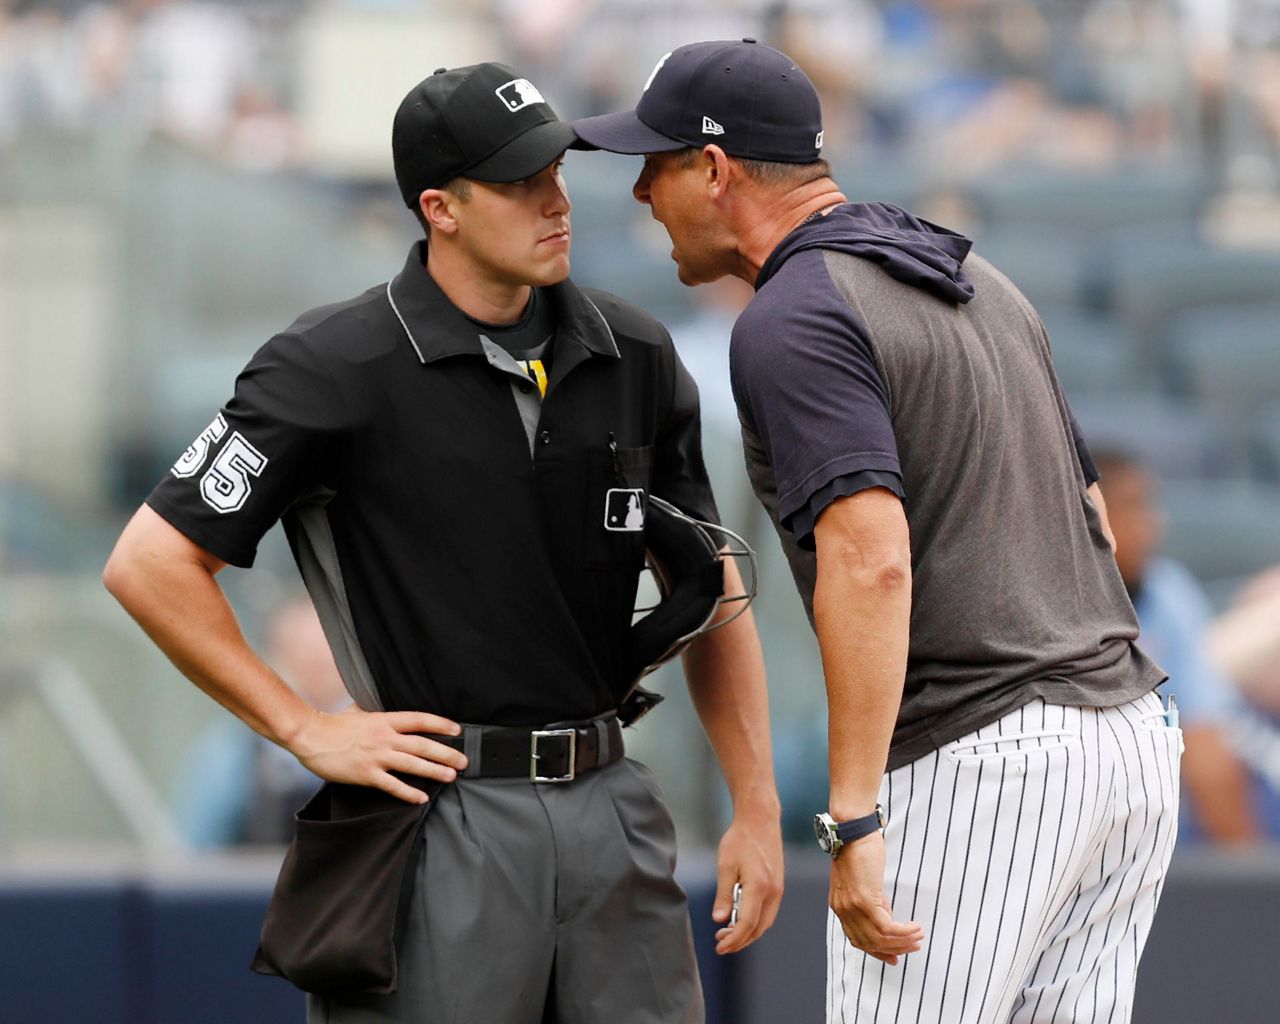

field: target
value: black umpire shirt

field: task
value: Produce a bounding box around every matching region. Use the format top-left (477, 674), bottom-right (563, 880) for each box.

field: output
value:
top-left (147, 242), bottom-right (719, 725)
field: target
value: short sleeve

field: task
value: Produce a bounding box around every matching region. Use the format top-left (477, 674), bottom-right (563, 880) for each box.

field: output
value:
top-left (145, 334), bottom-right (344, 567)
top-left (650, 343), bottom-right (720, 526)
top-left (788, 469), bottom-right (906, 549)
top-left (730, 269), bottom-right (901, 548)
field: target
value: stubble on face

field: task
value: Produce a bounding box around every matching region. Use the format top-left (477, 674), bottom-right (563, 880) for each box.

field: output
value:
top-left (639, 152), bottom-right (727, 288)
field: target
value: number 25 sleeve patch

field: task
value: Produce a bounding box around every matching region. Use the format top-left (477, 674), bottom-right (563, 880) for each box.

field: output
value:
top-left (146, 334), bottom-right (346, 568)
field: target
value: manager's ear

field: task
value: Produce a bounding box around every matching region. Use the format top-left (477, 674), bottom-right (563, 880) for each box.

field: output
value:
top-left (419, 188), bottom-right (459, 236)
top-left (701, 144), bottom-right (735, 200)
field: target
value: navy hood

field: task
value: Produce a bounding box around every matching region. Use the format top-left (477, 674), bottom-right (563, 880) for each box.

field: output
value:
top-left (756, 202), bottom-right (975, 304)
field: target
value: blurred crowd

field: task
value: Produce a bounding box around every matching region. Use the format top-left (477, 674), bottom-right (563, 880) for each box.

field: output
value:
top-left (1095, 453), bottom-right (1280, 847)
top-left (4, 0), bottom-right (1280, 181)
top-left (1, 0), bottom-right (1279, 854)
top-left (0, 0), bottom-right (294, 167)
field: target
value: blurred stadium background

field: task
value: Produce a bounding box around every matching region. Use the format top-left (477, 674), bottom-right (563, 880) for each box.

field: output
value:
top-left (1, 1), bottom-right (1279, 1021)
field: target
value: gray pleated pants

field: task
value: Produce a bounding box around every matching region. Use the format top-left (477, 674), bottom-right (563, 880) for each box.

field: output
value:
top-left (308, 757), bottom-right (703, 1024)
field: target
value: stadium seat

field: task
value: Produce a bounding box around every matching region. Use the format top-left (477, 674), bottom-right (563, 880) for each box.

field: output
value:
top-left (1100, 234), bottom-right (1280, 362)
top-left (1165, 304), bottom-right (1280, 417)
top-left (1253, 401), bottom-right (1280, 483)
top-left (1159, 479), bottom-right (1280, 584)
top-left (1069, 393), bottom-right (1242, 480)
top-left (1038, 306), bottom-right (1142, 395)
top-left (967, 167), bottom-right (1208, 237)
top-left (570, 231), bottom-right (695, 323)
top-left (562, 151), bottom-right (648, 229)
top-left (838, 155), bottom-right (923, 211)
top-left (970, 230), bottom-right (1092, 308)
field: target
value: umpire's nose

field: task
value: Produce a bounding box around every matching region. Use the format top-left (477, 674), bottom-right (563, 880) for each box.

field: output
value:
top-left (542, 161), bottom-right (571, 217)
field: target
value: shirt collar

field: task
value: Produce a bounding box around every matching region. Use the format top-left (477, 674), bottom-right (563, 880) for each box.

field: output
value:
top-left (386, 241), bottom-right (620, 365)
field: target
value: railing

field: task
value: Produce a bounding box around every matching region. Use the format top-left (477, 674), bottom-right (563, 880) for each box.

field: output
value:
top-left (0, 657), bottom-right (185, 851)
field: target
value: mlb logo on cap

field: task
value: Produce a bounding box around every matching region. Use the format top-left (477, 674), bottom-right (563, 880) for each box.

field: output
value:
top-left (391, 63), bottom-right (579, 205)
top-left (496, 79), bottom-right (545, 112)
top-left (604, 489), bottom-right (646, 532)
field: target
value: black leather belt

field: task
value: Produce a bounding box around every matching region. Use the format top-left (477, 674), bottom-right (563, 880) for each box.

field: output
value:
top-left (431, 713), bottom-right (624, 783)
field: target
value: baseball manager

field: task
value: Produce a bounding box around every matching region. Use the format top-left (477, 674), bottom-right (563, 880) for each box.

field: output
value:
top-left (575, 39), bottom-right (1179, 1024)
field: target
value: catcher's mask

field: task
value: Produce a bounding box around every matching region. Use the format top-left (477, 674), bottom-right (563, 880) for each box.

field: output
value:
top-left (619, 496), bottom-right (757, 723)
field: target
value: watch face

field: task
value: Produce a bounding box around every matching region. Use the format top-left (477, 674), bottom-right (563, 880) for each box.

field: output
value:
top-left (813, 813), bottom-right (834, 854)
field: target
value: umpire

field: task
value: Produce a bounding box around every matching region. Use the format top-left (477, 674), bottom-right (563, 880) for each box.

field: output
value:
top-left (105, 62), bottom-right (783, 1023)
top-left (575, 40), bottom-right (1179, 1024)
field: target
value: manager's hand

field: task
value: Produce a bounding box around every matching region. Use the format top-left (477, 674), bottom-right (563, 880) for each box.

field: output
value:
top-left (829, 830), bottom-right (924, 965)
top-left (289, 705), bottom-right (469, 804)
top-left (712, 810), bottom-right (784, 954)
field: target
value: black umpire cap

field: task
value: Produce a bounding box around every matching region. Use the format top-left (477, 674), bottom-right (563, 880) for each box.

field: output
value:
top-left (392, 62), bottom-right (580, 208)
top-left (572, 39), bottom-right (824, 163)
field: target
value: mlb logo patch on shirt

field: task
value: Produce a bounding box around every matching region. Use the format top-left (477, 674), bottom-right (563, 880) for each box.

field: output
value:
top-left (604, 488), bottom-right (646, 531)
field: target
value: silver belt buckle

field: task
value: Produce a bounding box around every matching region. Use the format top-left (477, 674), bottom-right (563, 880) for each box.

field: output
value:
top-left (530, 728), bottom-right (577, 783)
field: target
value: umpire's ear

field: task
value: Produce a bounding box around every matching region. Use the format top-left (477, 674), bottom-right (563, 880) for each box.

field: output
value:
top-left (419, 187), bottom-right (461, 237)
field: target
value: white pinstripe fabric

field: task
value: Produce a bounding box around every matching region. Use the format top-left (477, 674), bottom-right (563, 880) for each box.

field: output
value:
top-left (827, 692), bottom-right (1181, 1024)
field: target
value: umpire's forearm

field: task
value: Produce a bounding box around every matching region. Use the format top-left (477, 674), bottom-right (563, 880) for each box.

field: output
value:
top-left (104, 505), bottom-right (313, 748)
top-left (682, 561), bottom-right (780, 818)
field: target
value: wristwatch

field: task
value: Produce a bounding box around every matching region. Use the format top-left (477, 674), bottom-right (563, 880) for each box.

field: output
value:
top-left (814, 806), bottom-right (885, 858)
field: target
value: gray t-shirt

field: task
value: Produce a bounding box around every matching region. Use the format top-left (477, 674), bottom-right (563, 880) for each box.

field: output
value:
top-left (730, 203), bottom-right (1165, 770)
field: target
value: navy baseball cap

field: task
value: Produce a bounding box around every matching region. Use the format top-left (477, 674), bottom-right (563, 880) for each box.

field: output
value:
top-left (573, 39), bottom-right (824, 163)
top-left (392, 62), bottom-right (579, 207)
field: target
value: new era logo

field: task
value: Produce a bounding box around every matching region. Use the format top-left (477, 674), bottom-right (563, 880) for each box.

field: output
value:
top-left (496, 79), bottom-right (545, 112)
top-left (604, 489), bottom-right (645, 532)
top-left (815, 130), bottom-right (824, 149)
top-left (701, 116), bottom-right (725, 136)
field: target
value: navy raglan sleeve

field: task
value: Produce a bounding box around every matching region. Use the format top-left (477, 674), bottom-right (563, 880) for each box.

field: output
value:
top-left (730, 271), bottom-right (902, 551)
top-left (1036, 312), bottom-right (1099, 487)
top-left (1066, 403), bottom-right (1100, 486)
top-left (146, 334), bottom-right (344, 567)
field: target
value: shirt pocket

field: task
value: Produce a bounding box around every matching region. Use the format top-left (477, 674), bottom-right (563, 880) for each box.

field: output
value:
top-left (585, 443), bottom-right (653, 569)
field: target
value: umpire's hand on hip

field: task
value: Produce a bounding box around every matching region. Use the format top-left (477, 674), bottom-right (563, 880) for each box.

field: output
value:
top-left (829, 831), bottom-right (924, 965)
top-left (288, 705), bottom-right (468, 805)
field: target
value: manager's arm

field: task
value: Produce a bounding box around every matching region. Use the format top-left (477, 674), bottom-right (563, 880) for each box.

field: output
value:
top-left (1087, 481), bottom-right (1117, 552)
top-left (103, 504), bottom-right (467, 804)
top-left (812, 486), bottom-right (924, 965)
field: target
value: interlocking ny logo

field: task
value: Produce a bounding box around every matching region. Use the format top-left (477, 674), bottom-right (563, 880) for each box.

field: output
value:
top-left (496, 79), bottom-right (545, 112)
top-left (645, 52), bottom-right (672, 91)
top-left (604, 489), bottom-right (646, 532)
top-left (701, 116), bottom-right (725, 136)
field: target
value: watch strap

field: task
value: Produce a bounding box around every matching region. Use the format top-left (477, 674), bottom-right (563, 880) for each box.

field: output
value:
top-left (834, 806), bottom-right (884, 846)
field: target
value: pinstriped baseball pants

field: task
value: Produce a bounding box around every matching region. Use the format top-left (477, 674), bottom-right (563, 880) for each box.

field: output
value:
top-left (828, 691), bottom-right (1182, 1024)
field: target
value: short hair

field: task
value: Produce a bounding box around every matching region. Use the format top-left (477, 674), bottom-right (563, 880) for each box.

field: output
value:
top-left (671, 146), bottom-right (831, 188)
top-left (413, 177), bottom-right (472, 236)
